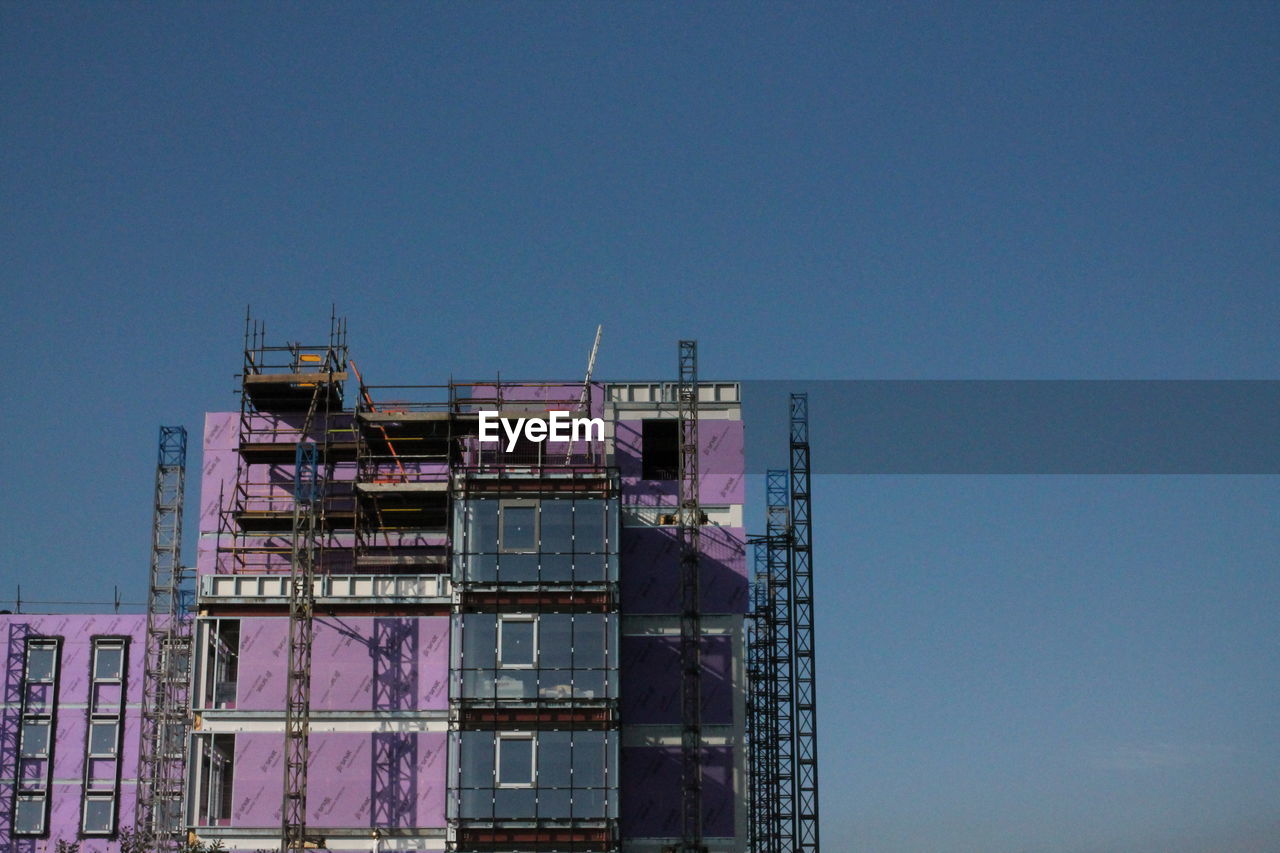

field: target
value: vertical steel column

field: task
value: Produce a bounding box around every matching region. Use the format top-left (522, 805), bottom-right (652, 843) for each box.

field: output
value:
top-left (282, 437), bottom-right (320, 853)
top-left (136, 425), bottom-right (191, 850)
top-left (676, 340), bottom-right (704, 852)
top-left (747, 538), bottom-right (780, 853)
top-left (789, 394), bottom-right (819, 853)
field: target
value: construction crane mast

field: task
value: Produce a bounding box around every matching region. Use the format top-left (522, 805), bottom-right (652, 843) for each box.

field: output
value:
top-left (282, 332), bottom-right (343, 853)
top-left (789, 394), bottom-right (820, 853)
top-left (677, 340), bottom-right (705, 853)
top-left (748, 395), bottom-right (821, 853)
top-left (135, 426), bottom-right (192, 850)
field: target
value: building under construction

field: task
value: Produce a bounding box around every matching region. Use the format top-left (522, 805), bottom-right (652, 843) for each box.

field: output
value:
top-left (0, 320), bottom-right (820, 853)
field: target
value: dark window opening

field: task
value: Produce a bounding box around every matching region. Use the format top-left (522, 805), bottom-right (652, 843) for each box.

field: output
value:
top-left (641, 419), bottom-right (679, 480)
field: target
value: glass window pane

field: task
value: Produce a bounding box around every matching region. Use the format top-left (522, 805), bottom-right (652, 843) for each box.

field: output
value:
top-left (83, 795), bottom-right (115, 833)
top-left (498, 619), bottom-right (535, 667)
top-left (540, 500), bottom-right (573, 552)
top-left (501, 505), bottom-right (536, 551)
top-left (573, 732), bottom-right (606, 785)
top-left (497, 736), bottom-right (534, 786)
top-left (498, 553), bottom-right (537, 583)
top-left (26, 645), bottom-right (56, 682)
top-left (574, 500), bottom-right (605, 552)
top-left (465, 552), bottom-right (498, 582)
top-left (470, 501), bottom-right (499, 553)
top-left (20, 720), bottom-right (49, 757)
top-left (537, 616), bottom-right (572, 669)
top-left (573, 617), bottom-right (606, 669)
top-left (15, 796), bottom-right (45, 834)
top-left (90, 721), bottom-right (118, 756)
top-left (94, 644), bottom-right (124, 681)
top-left (540, 553), bottom-right (573, 582)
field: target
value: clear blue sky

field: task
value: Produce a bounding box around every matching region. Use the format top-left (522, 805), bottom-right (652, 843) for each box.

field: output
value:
top-left (2, 3), bottom-right (1277, 850)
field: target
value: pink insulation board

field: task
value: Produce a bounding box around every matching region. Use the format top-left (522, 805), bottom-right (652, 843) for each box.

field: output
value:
top-left (1, 615), bottom-right (146, 845)
top-left (620, 635), bottom-right (734, 724)
top-left (614, 419), bottom-right (745, 506)
top-left (231, 617), bottom-right (448, 712)
top-left (226, 731), bottom-right (446, 829)
top-left (619, 525), bottom-right (747, 614)
top-left (620, 746), bottom-right (734, 839)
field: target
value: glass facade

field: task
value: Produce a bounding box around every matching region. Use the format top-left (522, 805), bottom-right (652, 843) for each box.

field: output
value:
top-left (455, 730), bottom-right (618, 821)
top-left (449, 487), bottom-right (621, 831)
top-left (453, 497), bottom-right (618, 584)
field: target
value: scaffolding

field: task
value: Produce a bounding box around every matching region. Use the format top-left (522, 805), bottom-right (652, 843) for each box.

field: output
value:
top-left (135, 426), bottom-right (192, 851)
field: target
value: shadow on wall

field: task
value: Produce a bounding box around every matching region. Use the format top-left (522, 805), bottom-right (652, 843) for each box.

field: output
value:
top-left (373, 618), bottom-right (419, 829)
top-left (620, 524), bottom-right (747, 615)
top-left (619, 746), bottom-right (735, 838)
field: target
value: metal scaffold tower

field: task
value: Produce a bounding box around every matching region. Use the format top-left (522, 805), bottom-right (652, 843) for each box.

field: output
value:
top-left (136, 426), bottom-right (192, 851)
top-left (747, 394), bottom-right (821, 853)
top-left (280, 318), bottom-right (346, 853)
top-left (789, 394), bottom-right (819, 853)
top-left (677, 339), bottom-right (705, 853)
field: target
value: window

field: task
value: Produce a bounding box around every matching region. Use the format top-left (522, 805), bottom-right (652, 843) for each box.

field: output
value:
top-left (25, 643), bottom-right (56, 683)
top-left (93, 642), bottom-right (125, 681)
top-left (82, 793), bottom-right (115, 835)
top-left (82, 637), bottom-right (127, 835)
top-left (198, 619), bottom-right (240, 709)
top-left (14, 637), bottom-right (59, 837)
top-left (19, 720), bottom-right (50, 757)
top-left (497, 616), bottom-right (536, 668)
top-left (499, 502), bottom-right (537, 552)
top-left (14, 795), bottom-right (46, 835)
top-left (89, 720), bottom-right (119, 756)
top-left (193, 733), bottom-right (235, 825)
top-left (496, 734), bottom-right (535, 787)
top-left (641, 419), bottom-right (679, 480)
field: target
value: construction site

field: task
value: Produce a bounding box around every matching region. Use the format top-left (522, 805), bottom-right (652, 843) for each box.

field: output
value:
top-left (0, 317), bottom-right (821, 853)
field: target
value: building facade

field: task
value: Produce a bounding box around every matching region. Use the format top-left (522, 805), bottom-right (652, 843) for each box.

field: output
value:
top-left (0, 614), bottom-right (147, 850)
top-left (1, 335), bottom-right (749, 853)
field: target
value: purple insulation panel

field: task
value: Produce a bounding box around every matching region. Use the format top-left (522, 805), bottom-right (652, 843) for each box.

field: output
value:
top-left (614, 419), bottom-right (744, 506)
top-left (620, 746), bottom-right (734, 839)
top-left (234, 618), bottom-right (448, 712)
top-left (228, 731), bottom-right (446, 829)
top-left (619, 526), bottom-right (747, 614)
top-left (620, 636), bottom-right (733, 724)
top-left (1, 615), bottom-right (146, 845)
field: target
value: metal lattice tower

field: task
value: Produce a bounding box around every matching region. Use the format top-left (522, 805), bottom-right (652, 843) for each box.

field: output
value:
top-left (676, 340), bottom-right (704, 853)
top-left (136, 426), bottom-right (192, 850)
top-left (766, 469), bottom-right (795, 853)
top-left (747, 538), bottom-right (780, 853)
top-left (281, 325), bottom-right (343, 853)
top-left (789, 394), bottom-right (820, 853)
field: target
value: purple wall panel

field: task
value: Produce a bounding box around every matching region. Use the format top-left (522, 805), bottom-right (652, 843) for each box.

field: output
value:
top-left (619, 746), bottom-right (734, 839)
top-left (620, 636), bottom-right (733, 724)
top-left (199, 445), bottom-right (237, 538)
top-left (230, 732), bottom-right (446, 829)
top-left (204, 412), bottom-right (238, 451)
top-left (235, 619), bottom-right (286, 710)
top-left (615, 419), bottom-right (744, 506)
top-left (1, 615), bottom-right (146, 844)
top-left (235, 618), bottom-right (448, 712)
top-left (619, 526), bottom-right (747, 615)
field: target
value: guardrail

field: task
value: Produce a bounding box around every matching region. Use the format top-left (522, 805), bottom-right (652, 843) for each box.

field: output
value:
top-left (200, 573), bottom-right (450, 601)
